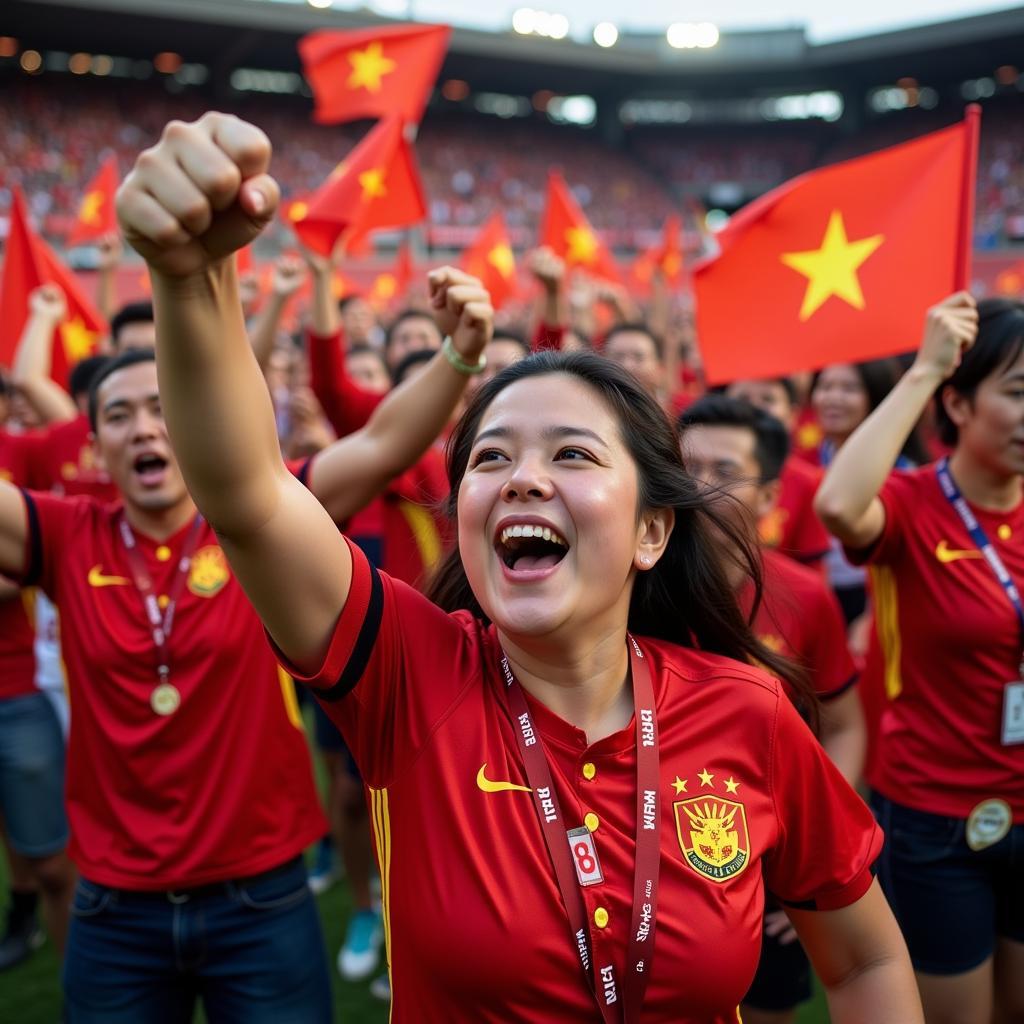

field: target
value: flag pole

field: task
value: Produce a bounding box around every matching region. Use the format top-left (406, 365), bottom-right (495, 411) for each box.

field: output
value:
top-left (955, 103), bottom-right (981, 291)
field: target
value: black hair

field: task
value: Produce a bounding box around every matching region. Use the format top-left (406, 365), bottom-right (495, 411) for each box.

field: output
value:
top-left (338, 294), bottom-right (366, 313)
top-left (491, 330), bottom-right (530, 355)
top-left (813, 358), bottom-right (930, 466)
top-left (935, 298), bottom-right (1024, 447)
top-left (69, 354), bottom-right (111, 401)
top-left (108, 301), bottom-right (154, 350)
top-left (347, 342), bottom-right (387, 363)
top-left (88, 347), bottom-right (155, 431)
top-left (425, 350), bottom-right (814, 719)
top-left (603, 322), bottom-right (664, 361)
top-left (391, 348), bottom-right (436, 387)
top-left (678, 394), bottom-right (790, 483)
top-left (384, 309), bottom-right (440, 351)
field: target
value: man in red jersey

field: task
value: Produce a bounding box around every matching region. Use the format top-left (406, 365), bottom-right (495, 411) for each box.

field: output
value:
top-left (678, 394), bottom-right (865, 1024)
top-left (726, 377), bottom-right (831, 571)
top-left (0, 269), bottom-right (493, 1020)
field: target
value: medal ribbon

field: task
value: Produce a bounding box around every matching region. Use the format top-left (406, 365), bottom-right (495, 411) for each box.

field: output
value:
top-left (118, 513), bottom-right (205, 685)
top-left (936, 458), bottom-right (1024, 674)
top-left (502, 635), bottom-right (660, 1023)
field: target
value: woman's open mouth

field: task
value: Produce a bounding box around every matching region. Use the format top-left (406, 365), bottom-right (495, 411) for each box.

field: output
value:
top-left (495, 523), bottom-right (569, 574)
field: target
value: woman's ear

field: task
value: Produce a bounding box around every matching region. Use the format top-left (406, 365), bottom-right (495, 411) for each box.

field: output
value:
top-left (634, 507), bottom-right (674, 571)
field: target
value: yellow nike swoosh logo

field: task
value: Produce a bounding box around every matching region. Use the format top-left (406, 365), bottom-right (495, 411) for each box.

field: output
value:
top-left (476, 763), bottom-right (532, 794)
top-left (934, 540), bottom-right (984, 565)
top-left (87, 565), bottom-right (130, 588)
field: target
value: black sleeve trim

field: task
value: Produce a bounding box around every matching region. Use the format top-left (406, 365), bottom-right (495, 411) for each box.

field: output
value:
top-left (19, 490), bottom-right (43, 587)
top-left (297, 457), bottom-right (314, 489)
top-left (315, 563), bottom-right (384, 702)
top-left (819, 674), bottom-right (859, 703)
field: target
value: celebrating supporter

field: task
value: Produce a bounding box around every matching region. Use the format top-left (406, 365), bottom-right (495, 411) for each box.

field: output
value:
top-left (602, 323), bottom-right (667, 405)
top-left (678, 395), bottom-right (865, 1024)
top-left (725, 378), bottom-right (831, 570)
top-left (119, 111), bottom-right (921, 1024)
top-left (817, 293), bottom-right (1024, 1024)
top-left (0, 254), bottom-right (494, 1018)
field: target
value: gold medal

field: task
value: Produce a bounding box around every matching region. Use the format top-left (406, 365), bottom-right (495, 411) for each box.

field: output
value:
top-left (966, 798), bottom-right (1012, 851)
top-left (150, 683), bottom-right (181, 717)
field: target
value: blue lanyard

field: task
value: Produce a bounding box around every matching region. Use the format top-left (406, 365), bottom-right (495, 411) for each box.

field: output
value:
top-left (935, 457), bottom-right (1024, 675)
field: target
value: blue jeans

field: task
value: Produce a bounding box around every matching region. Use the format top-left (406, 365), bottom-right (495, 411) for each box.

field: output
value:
top-left (63, 856), bottom-right (332, 1023)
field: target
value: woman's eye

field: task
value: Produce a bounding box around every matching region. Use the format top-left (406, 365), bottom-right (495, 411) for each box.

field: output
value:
top-left (470, 449), bottom-right (506, 467)
top-left (555, 447), bottom-right (591, 461)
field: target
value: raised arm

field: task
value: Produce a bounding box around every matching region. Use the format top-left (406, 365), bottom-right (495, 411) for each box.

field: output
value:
top-left (528, 247), bottom-right (567, 350)
top-left (0, 481), bottom-right (30, 581)
top-left (95, 233), bottom-right (121, 322)
top-left (814, 292), bottom-right (978, 549)
top-left (247, 253), bottom-right (305, 371)
top-left (308, 267), bottom-right (492, 524)
top-left (12, 285), bottom-right (78, 424)
top-left (117, 112), bottom-right (352, 674)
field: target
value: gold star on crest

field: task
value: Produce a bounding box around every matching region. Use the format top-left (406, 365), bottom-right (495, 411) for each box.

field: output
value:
top-left (671, 776), bottom-right (688, 795)
top-left (358, 168), bottom-right (387, 201)
top-left (60, 317), bottom-right (97, 363)
top-left (565, 226), bottom-right (598, 265)
top-left (347, 42), bottom-right (397, 94)
top-left (487, 243), bottom-right (515, 279)
top-left (697, 767), bottom-right (714, 788)
top-left (724, 776), bottom-right (740, 795)
top-left (78, 190), bottom-right (104, 226)
top-left (780, 210), bottom-right (884, 322)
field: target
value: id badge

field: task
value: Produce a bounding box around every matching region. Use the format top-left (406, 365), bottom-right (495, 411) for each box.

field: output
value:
top-left (1001, 681), bottom-right (1024, 746)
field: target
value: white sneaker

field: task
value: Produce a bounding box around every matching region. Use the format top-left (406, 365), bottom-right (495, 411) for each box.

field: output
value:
top-left (337, 909), bottom-right (383, 981)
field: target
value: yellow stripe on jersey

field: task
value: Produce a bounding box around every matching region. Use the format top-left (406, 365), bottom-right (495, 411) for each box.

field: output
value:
top-left (870, 565), bottom-right (903, 699)
top-left (370, 787), bottom-right (394, 1022)
top-left (397, 499), bottom-right (443, 573)
top-left (20, 587), bottom-right (37, 627)
top-left (277, 667), bottom-right (305, 730)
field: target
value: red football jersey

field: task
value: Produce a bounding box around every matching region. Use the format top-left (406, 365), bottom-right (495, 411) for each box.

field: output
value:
top-left (279, 544), bottom-right (881, 1023)
top-left (846, 466), bottom-right (1024, 820)
top-left (0, 432), bottom-right (37, 700)
top-left (307, 327), bottom-right (383, 440)
top-left (12, 415), bottom-right (118, 501)
top-left (759, 458), bottom-right (830, 568)
top-left (19, 492), bottom-right (327, 888)
top-left (742, 548), bottom-right (857, 700)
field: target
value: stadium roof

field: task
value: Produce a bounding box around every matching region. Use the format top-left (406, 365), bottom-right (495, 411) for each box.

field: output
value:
top-left (6, 0), bottom-right (1024, 96)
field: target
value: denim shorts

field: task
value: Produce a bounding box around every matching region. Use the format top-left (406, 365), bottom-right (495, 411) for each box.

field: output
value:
top-left (872, 792), bottom-right (1024, 975)
top-left (0, 691), bottom-right (68, 857)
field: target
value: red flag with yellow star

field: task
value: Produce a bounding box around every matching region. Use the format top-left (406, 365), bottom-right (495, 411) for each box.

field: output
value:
top-left (0, 189), bottom-right (106, 386)
top-left (655, 214), bottom-right (686, 286)
top-left (299, 24), bottom-right (451, 126)
top-left (539, 172), bottom-right (620, 283)
top-left (461, 212), bottom-right (517, 309)
top-left (66, 154), bottom-right (119, 247)
top-left (291, 118), bottom-right (427, 257)
top-left (694, 108), bottom-right (980, 384)
top-left (368, 242), bottom-right (415, 311)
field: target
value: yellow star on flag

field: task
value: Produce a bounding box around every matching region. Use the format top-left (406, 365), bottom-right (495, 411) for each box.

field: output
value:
top-left (347, 42), bottom-right (397, 94)
top-left (671, 776), bottom-right (688, 795)
top-left (372, 274), bottom-right (397, 300)
top-left (358, 167), bottom-right (388, 201)
top-left (724, 776), bottom-right (741, 795)
top-left (661, 251), bottom-right (683, 278)
top-left (564, 226), bottom-right (598, 265)
top-left (697, 767), bottom-right (714, 788)
top-left (780, 210), bottom-right (884, 322)
top-left (78, 190), bottom-right (104, 226)
top-left (60, 317), bottom-right (97, 363)
top-left (487, 242), bottom-right (515, 279)
top-left (288, 200), bottom-right (309, 223)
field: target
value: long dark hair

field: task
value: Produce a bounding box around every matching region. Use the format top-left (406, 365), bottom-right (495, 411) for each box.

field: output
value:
top-left (813, 359), bottom-right (931, 465)
top-left (426, 351), bottom-right (816, 720)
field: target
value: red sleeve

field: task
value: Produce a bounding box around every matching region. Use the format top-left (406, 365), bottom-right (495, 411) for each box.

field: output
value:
top-left (805, 582), bottom-right (858, 700)
top-left (271, 540), bottom-right (482, 788)
top-left (764, 692), bottom-right (882, 910)
top-left (306, 326), bottom-right (383, 439)
top-left (17, 489), bottom-right (78, 597)
top-left (843, 469), bottom-right (917, 567)
top-left (532, 320), bottom-right (565, 352)
top-left (6, 429), bottom-right (54, 491)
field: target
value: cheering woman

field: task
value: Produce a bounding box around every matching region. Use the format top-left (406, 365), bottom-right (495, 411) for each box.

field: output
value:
top-left (116, 112), bottom-right (922, 1023)
top-left (817, 293), bottom-right (1024, 1024)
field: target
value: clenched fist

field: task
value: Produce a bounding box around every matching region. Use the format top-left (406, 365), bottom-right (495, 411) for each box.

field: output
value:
top-left (913, 291), bottom-right (979, 381)
top-left (427, 267), bottom-right (494, 364)
top-left (116, 112), bottom-right (279, 279)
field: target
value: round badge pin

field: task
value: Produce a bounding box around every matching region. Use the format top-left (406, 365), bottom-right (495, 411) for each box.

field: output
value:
top-left (150, 683), bottom-right (181, 717)
top-left (966, 798), bottom-right (1011, 852)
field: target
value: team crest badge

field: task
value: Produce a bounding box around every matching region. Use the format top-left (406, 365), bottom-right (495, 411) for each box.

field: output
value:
top-left (674, 797), bottom-right (750, 883)
top-left (187, 546), bottom-right (230, 598)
